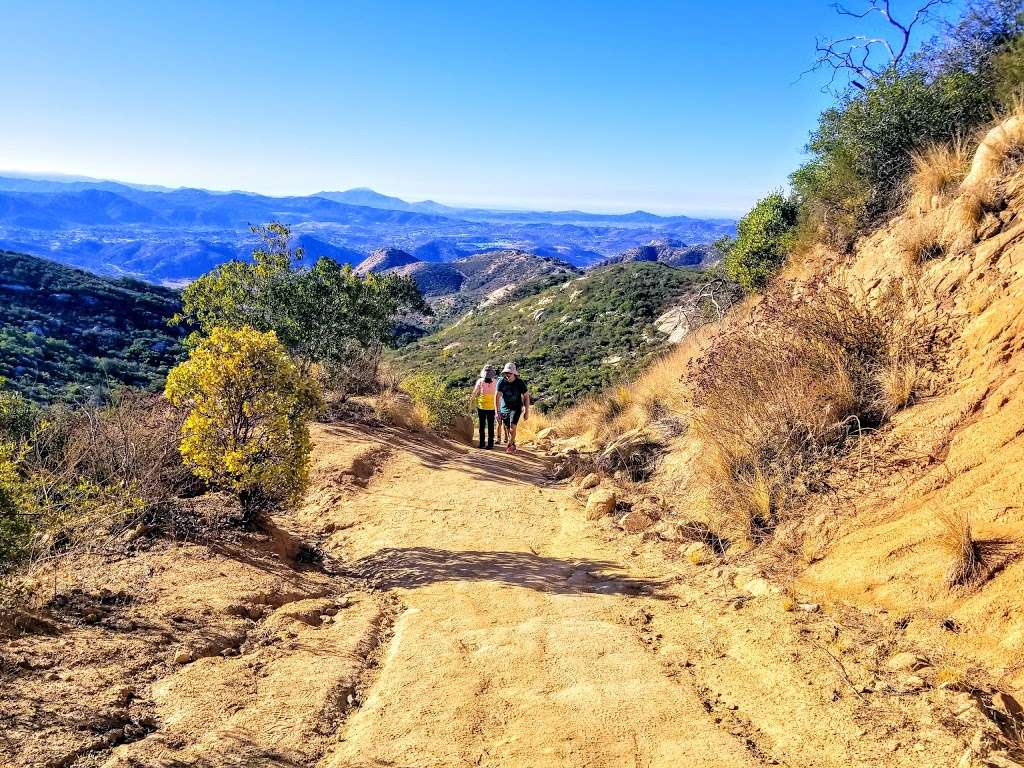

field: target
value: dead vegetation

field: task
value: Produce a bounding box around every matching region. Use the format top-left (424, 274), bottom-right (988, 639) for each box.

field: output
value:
top-left (908, 140), bottom-right (969, 215)
top-left (687, 279), bottom-right (932, 542)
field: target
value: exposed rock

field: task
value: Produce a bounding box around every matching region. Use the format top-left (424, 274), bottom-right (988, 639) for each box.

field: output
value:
top-left (618, 511), bottom-right (655, 534)
top-left (680, 541), bottom-right (712, 564)
top-left (735, 576), bottom-right (781, 598)
top-left (652, 521), bottom-right (678, 541)
top-left (578, 473), bottom-right (600, 490)
top-left (536, 427), bottom-right (557, 441)
top-left (654, 307), bottom-right (692, 344)
top-left (991, 691), bottom-right (1024, 726)
top-left (585, 489), bottom-right (616, 520)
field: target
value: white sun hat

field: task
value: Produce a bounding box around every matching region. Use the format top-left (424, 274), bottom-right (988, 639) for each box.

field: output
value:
top-left (502, 362), bottom-right (518, 375)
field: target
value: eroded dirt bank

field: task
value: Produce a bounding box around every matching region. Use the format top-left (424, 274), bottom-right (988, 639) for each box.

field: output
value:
top-left (2, 421), bottom-right (1007, 767)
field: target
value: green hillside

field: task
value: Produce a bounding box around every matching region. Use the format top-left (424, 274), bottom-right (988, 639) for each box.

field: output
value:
top-left (392, 261), bottom-right (711, 411)
top-left (0, 250), bottom-right (185, 401)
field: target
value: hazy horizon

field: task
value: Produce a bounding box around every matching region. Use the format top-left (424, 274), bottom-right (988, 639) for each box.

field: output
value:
top-left (0, 1), bottom-right (966, 217)
top-left (0, 168), bottom-right (743, 218)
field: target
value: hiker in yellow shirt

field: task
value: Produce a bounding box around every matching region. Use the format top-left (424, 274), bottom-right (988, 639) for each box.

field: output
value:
top-left (472, 364), bottom-right (498, 449)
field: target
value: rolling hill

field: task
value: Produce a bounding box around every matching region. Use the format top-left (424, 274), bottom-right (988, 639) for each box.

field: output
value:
top-left (391, 261), bottom-right (712, 411)
top-left (0, 250), bottom-right (185, 401)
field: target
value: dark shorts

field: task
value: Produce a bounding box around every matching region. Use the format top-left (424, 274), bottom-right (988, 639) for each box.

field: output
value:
top-left (500, 408), bottom-right (522, 428)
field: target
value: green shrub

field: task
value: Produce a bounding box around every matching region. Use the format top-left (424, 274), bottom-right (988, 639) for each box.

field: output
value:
top-left (165, 326), bottom-right (321, 515)
top-left (724, 193), bottom-right (800, 292)
top-left (0, 379), bottom-right (35, 443)
top-left (793, 67), bottom-right (996, 243)
top-left (994, 34), bottom-right (1024, 104)
top-left (401, 373), bottom-right (465, 431)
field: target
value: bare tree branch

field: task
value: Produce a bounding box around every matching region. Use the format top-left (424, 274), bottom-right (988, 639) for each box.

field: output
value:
top-left (801, 0), bottom-right (951, 92)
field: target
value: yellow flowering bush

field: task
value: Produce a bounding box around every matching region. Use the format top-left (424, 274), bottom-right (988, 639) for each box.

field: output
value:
top-left (165, 326), bottom-right (321, 515)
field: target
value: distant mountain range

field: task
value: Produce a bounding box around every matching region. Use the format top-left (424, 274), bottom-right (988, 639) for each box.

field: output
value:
top-left (0, 174), bottom-right (735, 284)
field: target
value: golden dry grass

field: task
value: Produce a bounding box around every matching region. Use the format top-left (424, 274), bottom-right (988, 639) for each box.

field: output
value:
top-left (908, 140), bottom-right (969, 215)
top-left (876, 358), bottom-right (921, 419)
top-left (374, 388), bottom-right (427, 432)
top-left (937, 509), bottom-right (983, 589)
top-left (896, 213), bottom-right (945, 273)
top-left (553, 330), bottom-right (705, 454)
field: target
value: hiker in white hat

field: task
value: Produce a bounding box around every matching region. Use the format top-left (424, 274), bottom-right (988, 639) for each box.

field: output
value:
top-left (495, 361), bottom-right (529, 454)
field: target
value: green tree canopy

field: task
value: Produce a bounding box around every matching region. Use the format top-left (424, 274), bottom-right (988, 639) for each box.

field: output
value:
top-left (175, 223), bottom-right (431, 371)
top-left (723, 193), bottom-right (800, 292)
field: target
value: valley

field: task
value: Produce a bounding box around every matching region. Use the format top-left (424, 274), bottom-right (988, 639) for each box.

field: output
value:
top-left (0, 177), bottom-right (735, 284)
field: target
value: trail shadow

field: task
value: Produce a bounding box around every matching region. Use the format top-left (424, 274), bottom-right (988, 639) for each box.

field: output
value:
top-left (347, 547), bottom-right (666, 597)
top-left (319, 422), bottom-right (552, 487)
top-left (132, 726), bottom-right (309, 767)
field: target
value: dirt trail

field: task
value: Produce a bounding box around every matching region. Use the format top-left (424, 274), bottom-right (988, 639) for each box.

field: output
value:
top-left (307, 424), bottom-right (753, 768)
top-left (5, 421), bottom-right (981, 768)
top-left (298, 424), bottom-right (967, 768)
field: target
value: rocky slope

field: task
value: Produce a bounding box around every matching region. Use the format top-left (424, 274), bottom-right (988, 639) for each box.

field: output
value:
top-left (598, 238), bottom-right (716, 268)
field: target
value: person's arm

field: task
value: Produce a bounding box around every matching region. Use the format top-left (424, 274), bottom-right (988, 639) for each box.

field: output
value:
top-left (470, 380), bottom-right (481, 409)
top-left (522, 386), bottom-right (530, 421)
top-left (495, 383), bottom-right (504, 415)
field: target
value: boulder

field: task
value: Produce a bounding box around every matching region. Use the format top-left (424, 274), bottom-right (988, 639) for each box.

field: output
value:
top-left (585, 489), bottom-right (616, 520)
top-left (578, 472), bottom-right (600, 490)
top-left (536, 427), bottom-right (557, 441)
top-left (991, 692), bottom-right (1024, 726)
top-left (737, 576), bottom-right (781, 598)
top-left (618, 511), bottom-right (655, 534)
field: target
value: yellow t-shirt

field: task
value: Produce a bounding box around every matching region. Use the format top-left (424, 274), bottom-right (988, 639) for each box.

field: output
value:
top-left (476, 378), bottom-right (496, 410)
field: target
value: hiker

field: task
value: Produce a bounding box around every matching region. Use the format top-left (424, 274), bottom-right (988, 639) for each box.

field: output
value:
top-left (495, 362), bottom-right (529, 454)
top-left (472, 364), bottom-right (497, 449)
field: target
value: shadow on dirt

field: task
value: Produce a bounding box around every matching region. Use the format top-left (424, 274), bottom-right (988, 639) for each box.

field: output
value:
top-left (318, 423), bottom-right (552, 487)
top-left (348, 547), bottom-right (665, 597)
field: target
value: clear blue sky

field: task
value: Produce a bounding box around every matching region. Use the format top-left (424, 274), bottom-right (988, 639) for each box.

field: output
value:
top-left (0, 0), bottom-right (963, 216)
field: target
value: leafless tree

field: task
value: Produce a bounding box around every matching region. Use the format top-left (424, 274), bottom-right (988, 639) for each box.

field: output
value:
top-left (807, 0), bottom-right (951, 90)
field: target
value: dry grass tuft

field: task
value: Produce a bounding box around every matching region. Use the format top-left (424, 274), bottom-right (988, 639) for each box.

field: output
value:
top-left (897, 213), bottom-right (945, 273)
top-left (937, 509), bottom-right (983, 589)
top-left (374, 388), bottom-right (426, 432)
top-left (876, 357), bottom-right (922, 419)
top-left (908, 140), bottom-right (969, 214)
top-left (688, 279), bottom-right (931, 543)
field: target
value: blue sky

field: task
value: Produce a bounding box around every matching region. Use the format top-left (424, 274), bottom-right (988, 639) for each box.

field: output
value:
top-left (0, 1), bottom-right (963, 216)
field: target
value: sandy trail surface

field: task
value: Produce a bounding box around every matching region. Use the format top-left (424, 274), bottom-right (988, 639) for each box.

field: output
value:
top-left (310, 423), bottom-right (756, 768)
top-left (296, 424), bottom-right (966, 768)
top-left (4, 422), bottom-right (977, 768)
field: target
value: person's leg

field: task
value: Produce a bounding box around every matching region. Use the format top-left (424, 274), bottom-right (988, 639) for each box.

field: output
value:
top-left (477, 408), bottom-right (486, 448)
top-left (508, 409), bottom-right (521, 452)
top-left (501, 411), bottom-right (513, 452)
top-left (486, 410), bottom-right (494, 447)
